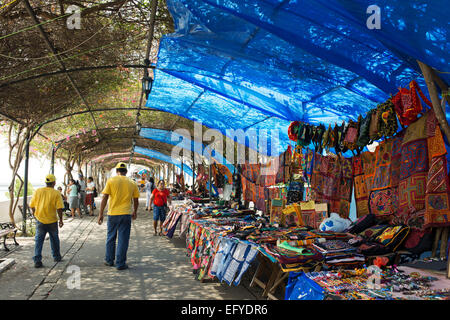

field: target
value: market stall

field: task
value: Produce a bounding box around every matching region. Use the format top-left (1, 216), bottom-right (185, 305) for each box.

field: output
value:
top-left (160, 79), bottom-right (450, 300)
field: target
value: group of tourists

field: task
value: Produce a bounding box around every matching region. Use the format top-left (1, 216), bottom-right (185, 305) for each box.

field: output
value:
top-left (29, 162), bottom-right (173, 271)
top-left (56, 175), bottom-right (97, 218)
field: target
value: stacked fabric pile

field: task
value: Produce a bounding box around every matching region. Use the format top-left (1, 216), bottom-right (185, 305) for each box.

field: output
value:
top-left (313, 240), bottom-right (365, 269)
top-left (260, 243), bottom-right (324, 272)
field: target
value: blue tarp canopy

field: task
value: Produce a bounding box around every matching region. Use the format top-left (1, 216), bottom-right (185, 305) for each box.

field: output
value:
top-left (139, 127), bottom-right (236, 173)
top-left (135, 146), bottom-right (194, 176)
top-left (145, 0), bottom-right (449, 155)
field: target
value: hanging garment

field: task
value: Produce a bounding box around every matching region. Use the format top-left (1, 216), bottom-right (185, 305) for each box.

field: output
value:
top-left (311, 153), bottom-right (353, 218)
top-left (392, 80), bottom-right (432, 127)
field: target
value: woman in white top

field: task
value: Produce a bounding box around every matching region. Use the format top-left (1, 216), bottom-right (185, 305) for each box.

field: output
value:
top-left (85, 177), bottom-right (96, 216)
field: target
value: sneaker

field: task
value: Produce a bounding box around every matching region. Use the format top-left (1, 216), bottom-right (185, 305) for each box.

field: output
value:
top-left (117, 264), bottom-right (128, 270)
top-left (54, 257), bottom-right (63, 263)
top-left (104, 261), bottom-right (114, 267)
top-left (34, 261), bottom-right (43, 268)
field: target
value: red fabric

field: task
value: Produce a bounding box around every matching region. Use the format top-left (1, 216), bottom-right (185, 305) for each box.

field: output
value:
top-left (152, 188), bottom-right (170, 206)
top-left (85, 194), bottom-right (94, 206)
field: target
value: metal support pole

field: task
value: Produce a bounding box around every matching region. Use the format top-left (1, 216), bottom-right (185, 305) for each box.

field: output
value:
top-left (209, 163), bottom-right (212, 200)
top-left (22, 133), bottom-right (30, 236)
top-left (192, 155), bottom-right (196, 193)
top-left (181, 159), bottom-right (184, 191)
top-left (172, 164), bottom-right (176, 184)
top-left (50, 145), bottom-right (55, 174)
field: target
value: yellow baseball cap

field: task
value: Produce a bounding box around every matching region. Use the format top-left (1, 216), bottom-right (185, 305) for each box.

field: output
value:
top-left (45, 174), bottom-right (56, 183)
top-left (115, 162), bottom-right (127, 169)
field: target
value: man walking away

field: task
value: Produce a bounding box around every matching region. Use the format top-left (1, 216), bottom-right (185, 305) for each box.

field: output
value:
top-left (30, 174), bottom-right (64, 268)
top-left (145, 177), bottom-right (154, 211)
top-left (78, 174), bottom-right (88, 215)
top-left (98, 162), bottom-right (139, 270)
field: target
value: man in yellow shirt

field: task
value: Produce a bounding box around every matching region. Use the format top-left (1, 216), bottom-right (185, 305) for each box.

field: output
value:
top-left (98, 162), bottom-right (139, 270)
top-left (29, 174), bottom-right (64, 268)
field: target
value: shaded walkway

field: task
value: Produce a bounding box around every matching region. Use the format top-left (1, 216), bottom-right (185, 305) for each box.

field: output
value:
top-left (0, 199), bottom-right (258, 300)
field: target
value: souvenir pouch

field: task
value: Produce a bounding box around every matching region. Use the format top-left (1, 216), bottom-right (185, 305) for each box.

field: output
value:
top-left (377, 99), bottom-right (398, 138)
top-left (402, 229), bottom-right (433, 255)
top-left (343, 118), bottom-right (360, 151)
top-left (358, 225), bottom-right (409, 256)
top-left (337, 121), bottom-right (348, 153)
top-left (358, 224), bottom-right (388, 240)
top-left (313, 203), bottom-right (329, 230)
top-left (333, 123), bottom-right (342, 153)
top-left (369, 107), bottom-right (382, 141)
top-left (373, 225), bottom-right (410, 251)
top-left (392, 80), bottom-right (432, 126)
top-left (282, 203), bottom-right (303, 227)
top-left (288, 121), bottom-right (300, 142)
top-left (346, 213), bottom-right (377, 234)
top-left (299, 201), bottom-right (316, 229)
top-left (270, 198), bottom-right (284, 225)
top-left (357, 110), bottom-right (373, 148)
top-left (322, 125), bottom-right (332, 151)
top-left (328, 124), bottom-right (336, 151)
top-left (287, 181), bottom-right (304, 204)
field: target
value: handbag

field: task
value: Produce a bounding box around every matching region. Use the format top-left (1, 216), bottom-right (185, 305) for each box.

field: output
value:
top-left (356, 109), bottom-right (373, 148)
top-left (377, 98), bottom-right (398, 138)
top-left (343, 116), bottom-right (361, 151)
top-left (369, 107), bottom-right (382, 141)
top-left (392, 80), bottom-right (432, 126)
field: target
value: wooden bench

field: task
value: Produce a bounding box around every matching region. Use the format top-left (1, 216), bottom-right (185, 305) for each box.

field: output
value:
top-left (0, 222), bottom-right (19, 251)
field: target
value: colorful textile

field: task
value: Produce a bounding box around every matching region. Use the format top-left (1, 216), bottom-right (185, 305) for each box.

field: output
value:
top-left (425, 155), bottom-right (450, 227)
top-left (354, 109), bottom-right (450, 228)
top-left (311, 153), bottom-right (353, 218)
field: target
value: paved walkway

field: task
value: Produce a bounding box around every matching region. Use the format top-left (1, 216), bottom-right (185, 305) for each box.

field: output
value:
top-left (0, 199), bottom-right (259, 300)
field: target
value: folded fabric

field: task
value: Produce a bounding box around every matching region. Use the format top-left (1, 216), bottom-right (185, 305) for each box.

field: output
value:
top-left (277, 241), bottom-right (315, 255)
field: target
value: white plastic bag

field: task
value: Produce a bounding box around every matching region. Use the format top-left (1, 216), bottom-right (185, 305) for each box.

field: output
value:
top-left (319, 212), bottom-right (352, 232)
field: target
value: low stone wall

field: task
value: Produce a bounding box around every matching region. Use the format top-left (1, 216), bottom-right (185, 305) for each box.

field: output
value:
top-left (0, 196), bottom-right (31, 223)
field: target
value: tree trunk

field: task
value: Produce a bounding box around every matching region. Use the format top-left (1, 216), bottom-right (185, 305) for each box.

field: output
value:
top-left (7, 123), bottom-right (30, 226)
top-left (417, 61), bottom-right (450, 143)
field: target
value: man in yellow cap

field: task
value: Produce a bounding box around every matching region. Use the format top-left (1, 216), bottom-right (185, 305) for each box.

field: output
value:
top-left (29, 174), bottom-right (64, 268)
top-left (98, 162), bottom-right (139, 270)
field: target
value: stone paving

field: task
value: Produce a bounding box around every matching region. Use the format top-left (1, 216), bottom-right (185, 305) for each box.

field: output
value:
top-left (0, 199), bottom-right (261, 300)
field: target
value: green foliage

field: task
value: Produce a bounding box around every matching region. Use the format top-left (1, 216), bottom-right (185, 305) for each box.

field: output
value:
top-left (5, 179), bottom-right (34, 199)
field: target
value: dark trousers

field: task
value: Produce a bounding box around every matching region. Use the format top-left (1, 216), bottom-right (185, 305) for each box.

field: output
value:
top-left (33, 221), bottom-right (61, 263)
top-left (105, 215), bottom-right (132, 268)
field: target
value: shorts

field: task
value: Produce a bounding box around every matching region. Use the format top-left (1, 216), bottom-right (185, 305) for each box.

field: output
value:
top-left (69, 196), bottom-right (79, 209)
top-left (153, 205), bottom-right (166, 222)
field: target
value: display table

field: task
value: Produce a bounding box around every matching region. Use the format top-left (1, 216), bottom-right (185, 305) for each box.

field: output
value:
top-left (286, 266), bottom-right (450, 300)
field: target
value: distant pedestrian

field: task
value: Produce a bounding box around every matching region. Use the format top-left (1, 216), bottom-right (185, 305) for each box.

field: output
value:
top-left (67, 179), bottom-right (82, 218)
top-left (57, 186), bottom-right (70, 215)
top-left (145, 177), bottom-right (155, 211)
top-left (78, 174), bottom-right (88, 215)
top-left (149, 180), bottom-right (172, 236)
top-left (85, 176), bottom-right (95, 216)
top-left (98, 162), bottom-right (139, 270)
top-left (29, 174), bottom-right (64, 268)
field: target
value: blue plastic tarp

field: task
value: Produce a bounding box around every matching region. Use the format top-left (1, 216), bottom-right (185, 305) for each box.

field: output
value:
top-left (134, 146), bottom-right (193, 176)
top-left (146, 0), bottom-right (449, 156)
top-left (140, 127), bottom-right (236, 173)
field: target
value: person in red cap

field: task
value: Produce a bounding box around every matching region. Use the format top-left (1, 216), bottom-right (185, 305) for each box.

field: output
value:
top-left (29, 174), bottom-right (64, 268)
top-left (98, 162), bottom-right (139, 270)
